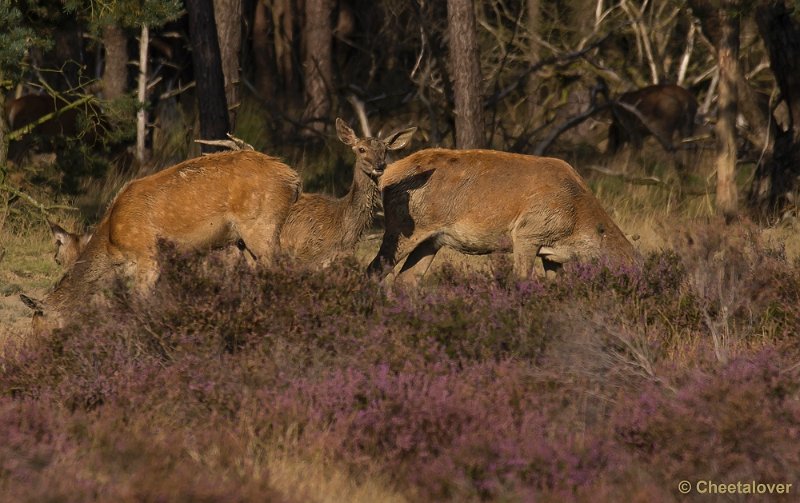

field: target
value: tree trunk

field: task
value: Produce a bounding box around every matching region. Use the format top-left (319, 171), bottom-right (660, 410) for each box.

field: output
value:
top-left (715, 2), bottom-right (740, 219)
top-left (447, 0), bottom-right (485, 149)
top-left (275, 0), bottom-right (297, 95)
top-left (253, 0), bottom-right (277, 99)
top-left (526, 0), bottom-right (541, 117)
top-left (0, 68), bottom-right (7, 171)
top-left (136, 25), bottom-right (149, 164)
top-left (301, 0), bottom-right (334, 136)
top-left (213, 0), bottom-right (242, 127)
top-left (749, 0), bottom-right (800, 216)
top-left (101, 24), bottom-right (128, 100)
top-left (187, 0), bottom-right (231, 151)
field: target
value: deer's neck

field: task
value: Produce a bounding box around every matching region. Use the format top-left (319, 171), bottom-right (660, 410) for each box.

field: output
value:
top-left (338, 166), bottom-right (380, 246)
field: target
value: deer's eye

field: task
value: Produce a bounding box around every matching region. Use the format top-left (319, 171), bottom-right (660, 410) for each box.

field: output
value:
top-left (358, 147), bottom-right (366, 153)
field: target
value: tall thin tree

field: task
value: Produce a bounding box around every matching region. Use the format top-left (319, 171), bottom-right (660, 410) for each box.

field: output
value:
top-left (749, 0), bottom-right (800, 216)
top-left (102, 24), bottom-right (128, 99)
top-left (715, 1), bottom-right (740, 218)
top-left (302, 0), bottom-right (334, 136)
top-left (213, 0), bottom-right (242, 127)
top-left (186, 0), bottom-right (231, 150)
top-left (447, 0), bottom-right (485, 149)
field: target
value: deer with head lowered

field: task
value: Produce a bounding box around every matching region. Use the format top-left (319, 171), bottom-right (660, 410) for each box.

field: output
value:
top-left (599, 82), bottom-right (698, 154)
top-left (369, 149), bottom-right (637, 285)
top-left (26, 150), bottom-right (301, 332)
top-left (279, 118), bottom-right (416, 264)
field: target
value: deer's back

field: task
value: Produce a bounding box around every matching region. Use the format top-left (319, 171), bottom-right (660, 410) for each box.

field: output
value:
top-left (381, 149), bottom-right (635, 261)
top-left (620, 85), bottom-right (697, 129)
top-left (108, 151), bottom-right (300, 252)
top-left (382, 149), bottom-right (590, 222)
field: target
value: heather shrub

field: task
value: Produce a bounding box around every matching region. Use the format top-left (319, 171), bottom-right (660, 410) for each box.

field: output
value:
top-left (616, 348), bottom-right (800, 489)
top-left (2, 227), bottom-right (800, 501)
top-left (260, 359), bottom-right (617, 501)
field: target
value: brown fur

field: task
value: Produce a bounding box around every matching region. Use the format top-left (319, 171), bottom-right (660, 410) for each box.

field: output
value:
top-left (35, 150), bottom-right (301, 330)
top-left (607, 84), bottom-right (698, 153)
top-left (279, 119), bottom-right (416, 265)
top-left (370, 149), bottom-right (637, 283)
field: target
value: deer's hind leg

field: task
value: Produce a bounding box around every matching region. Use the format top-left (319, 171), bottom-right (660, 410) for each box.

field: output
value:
top-left (396, 236), bottom-right (441, 287)
top-left (235, 220), bottom-right (282, 264)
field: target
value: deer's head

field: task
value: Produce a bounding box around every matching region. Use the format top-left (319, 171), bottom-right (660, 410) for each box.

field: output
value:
top-left (336, 118), bottom-right (417, 178)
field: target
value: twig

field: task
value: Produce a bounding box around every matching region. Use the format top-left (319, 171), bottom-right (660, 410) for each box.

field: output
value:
top-left (586, 165), bottom-right (666, 186)
top-left (0, 183), bottom-right (80, 214)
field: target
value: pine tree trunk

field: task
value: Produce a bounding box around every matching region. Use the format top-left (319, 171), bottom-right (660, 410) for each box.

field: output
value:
top-left (253, 0), bottom-right (277, 99)
top-left (213, 0), bottom-right (242, 127)
top-left (0, 68), bottom-right (7, 171)
top-left (526, 0), bottom-right (541, 117)
top-left (715, 2), bottom-right (739, 219)
top-left (102, 24), bottom-right (128, 100)
top-left (187, 0), bottom-right (231, 151)
top-left (447, 0), bottom-right (485, 149)
top-left (749, 0), bottom-right (800, 216)
top-left (302, 0), bottom-right (334, 135)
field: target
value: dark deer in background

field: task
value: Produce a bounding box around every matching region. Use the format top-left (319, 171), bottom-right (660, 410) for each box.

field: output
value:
top-left (596, 80), bottom-right (699, 154)
top-left (5, 94), bottom-right (105, 163)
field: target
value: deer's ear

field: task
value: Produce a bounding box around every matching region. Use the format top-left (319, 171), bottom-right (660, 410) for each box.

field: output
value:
top-left (48, 221), bottom-right (69, 245)
top-left (336, 118), bottom-right (357, 146)
top-left (385, 126), bottom-right (417, 151)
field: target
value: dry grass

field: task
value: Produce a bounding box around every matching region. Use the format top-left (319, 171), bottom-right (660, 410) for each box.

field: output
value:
top-left (267, 453), bottom-right (408, 503)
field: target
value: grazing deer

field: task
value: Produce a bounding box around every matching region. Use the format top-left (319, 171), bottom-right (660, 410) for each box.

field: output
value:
top-left (369, 149), bottom-right (637, 284)
top-left (28, 150), bottom-right (301, 331)
top-left (600, 83), bottom-right (698, 154)
top-left (279, 118), bottom-right (416, 265)
top-left (48, 221), bottom-right (92, 268)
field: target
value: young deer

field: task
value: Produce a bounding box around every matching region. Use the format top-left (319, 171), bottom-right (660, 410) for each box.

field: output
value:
top-left (30, 150), bottom-right (301, 331)
top-left (369, 149), bottom-right (637, 284)
top-left (279, 118), bottom-right (416, 264)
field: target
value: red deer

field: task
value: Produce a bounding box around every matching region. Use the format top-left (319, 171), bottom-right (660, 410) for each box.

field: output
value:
top-left (27, 150), bottom-right (301, 331)
top-left (279, 118), bottom-right (416, 264)
top-left (603, 84), bottom-right (698, 154)
top-left (369, 149), bottom-right (637, 284)
top-left (5, 94), bottom-right (106, 163)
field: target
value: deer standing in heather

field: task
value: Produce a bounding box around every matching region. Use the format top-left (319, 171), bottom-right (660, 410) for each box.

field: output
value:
top-left (27, 150), bottom-right (301, 331)
top-left (369, 149), bottom-right (637, 285)
top-left (279, 118), bottom-right (416, 265)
